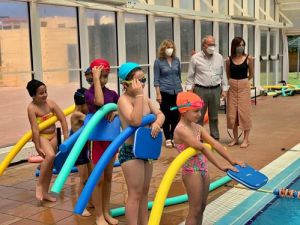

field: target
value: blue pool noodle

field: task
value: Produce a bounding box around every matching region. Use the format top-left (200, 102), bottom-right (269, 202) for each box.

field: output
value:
top-left (74, 114), bottom-right (156, 214)
top-left (59, 127), bottom-right (83, 153)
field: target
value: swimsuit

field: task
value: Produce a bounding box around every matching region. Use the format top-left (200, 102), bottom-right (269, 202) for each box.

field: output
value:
top-left (118, 143), bottom-right (149, 165)
top-left (90, 141), bottom-right (111, 165)
top-left (174, 125), bottom-right (208, 175)
top-left (36, 112), bottom-right (56, 140)
top-left (69, 130), bottom-right (90, 166)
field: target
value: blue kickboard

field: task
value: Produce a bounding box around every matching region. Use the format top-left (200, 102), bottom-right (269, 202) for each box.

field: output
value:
top-left (133, 127), bottom-right (162, 160)
top-left (227, 164), bottom-right (268, 190)
top-left (84, 114), bottom-right (121, 141)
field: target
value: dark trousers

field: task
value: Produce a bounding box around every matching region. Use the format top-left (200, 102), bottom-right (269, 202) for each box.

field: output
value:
top-left (160, 91), bottom-right (179, 140)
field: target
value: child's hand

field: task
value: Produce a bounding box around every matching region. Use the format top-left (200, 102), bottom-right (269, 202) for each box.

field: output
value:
top-left (37, 147), bottom-right (45, 158)
top-left (106, 111), bottom-right (117, 122)
top-left (92, 65), bottom-right (103, 79)
top-left (232, 160), bottom-right (246, 167)
top-left (150, 122), bottom-right (161, 138)
top-left (221, 165), bottom-right (238, 172)
top-left (131, 79), bottom-right (144, 96)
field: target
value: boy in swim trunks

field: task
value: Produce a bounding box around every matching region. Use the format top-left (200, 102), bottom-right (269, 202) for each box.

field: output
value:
top-left (84, 59), bottom-right (119, 225)
top-left (70, 88), bottom-right (93, 216)
top-left (173, 91), bottom-right (244, 225)
top-left (26, 79), bottom-right (68, 202)
top-left (117, 62), bottom-right (165, 225)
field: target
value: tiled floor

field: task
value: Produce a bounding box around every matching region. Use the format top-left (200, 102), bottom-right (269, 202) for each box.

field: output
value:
top-left (0, 95), bottom-right (300, 224)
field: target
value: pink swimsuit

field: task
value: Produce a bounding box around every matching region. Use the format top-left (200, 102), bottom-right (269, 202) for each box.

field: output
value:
top-left (175, 125), bottom-right (208, 175)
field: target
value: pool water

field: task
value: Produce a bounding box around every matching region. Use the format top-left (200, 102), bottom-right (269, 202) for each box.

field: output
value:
top-left (247, 176), bottom-right (300, 225)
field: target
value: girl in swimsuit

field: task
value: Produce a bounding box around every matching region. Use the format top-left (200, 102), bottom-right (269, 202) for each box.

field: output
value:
top-left (26, 79), bottom-right (68, 202)
top-left (173, 92), bottom-right (244, 225)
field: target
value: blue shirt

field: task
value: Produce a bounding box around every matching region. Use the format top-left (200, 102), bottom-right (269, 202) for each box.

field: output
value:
top-left (153, 57), bottom-right (182, 95)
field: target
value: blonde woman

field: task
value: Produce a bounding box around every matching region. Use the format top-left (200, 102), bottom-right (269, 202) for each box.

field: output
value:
top-left (154, 39), bottom-right (182, 148)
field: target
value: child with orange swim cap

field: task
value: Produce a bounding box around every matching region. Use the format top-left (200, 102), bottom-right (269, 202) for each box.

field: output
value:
top-left (173, 91), bottom-right (244, 225)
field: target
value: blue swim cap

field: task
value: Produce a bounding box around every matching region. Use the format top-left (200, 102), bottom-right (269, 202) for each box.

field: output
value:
top-left (84, 67), bottom-right (91, 75)
top-left (118, 62), bottom-right (141, 80)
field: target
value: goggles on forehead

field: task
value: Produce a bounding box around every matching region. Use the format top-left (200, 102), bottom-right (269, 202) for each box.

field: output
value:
top-left (122, 76), bottom-right (147, 84)
top-left (170, 100), bottom-right (204, 111)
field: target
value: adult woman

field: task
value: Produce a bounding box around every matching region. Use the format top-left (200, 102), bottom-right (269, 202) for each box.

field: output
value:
top-left (154, 39), bottom-right (182, 148)
top-left (226, 37), bottom-right (254, 148)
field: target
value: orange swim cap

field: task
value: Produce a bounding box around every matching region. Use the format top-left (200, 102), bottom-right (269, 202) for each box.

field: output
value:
top-left (176, 92), bottom-right (204, 113)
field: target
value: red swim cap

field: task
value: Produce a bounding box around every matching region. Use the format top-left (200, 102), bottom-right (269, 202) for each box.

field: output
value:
top-left (176, 92), bottom-right (204, 113)
top-left (90, 58), bottom-right (110, 73)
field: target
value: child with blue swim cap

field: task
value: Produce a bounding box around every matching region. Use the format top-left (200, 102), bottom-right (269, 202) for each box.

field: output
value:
top-left (117, 62), bottom-right (165, 225)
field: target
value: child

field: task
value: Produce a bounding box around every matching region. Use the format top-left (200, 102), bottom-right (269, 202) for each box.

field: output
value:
top-left (173, 91), bottom-right (244, 225)
top-left (84, 59), bottom-right (119, 225)
top-left (117, 62), bottom-right (165, 225)
top-left (71, 88), bottom-right (93, 217)
top-left (26, 79), bottom-right (68, 202)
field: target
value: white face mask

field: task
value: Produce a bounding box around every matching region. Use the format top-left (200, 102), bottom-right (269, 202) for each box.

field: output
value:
top-left (206, 46), bottom-right (215, 55)
top-left (165, 48), bottom-right (174, 56)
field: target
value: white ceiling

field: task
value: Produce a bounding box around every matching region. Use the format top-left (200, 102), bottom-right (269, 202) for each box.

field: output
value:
top-left (279, 0), bottom-right (300, 35)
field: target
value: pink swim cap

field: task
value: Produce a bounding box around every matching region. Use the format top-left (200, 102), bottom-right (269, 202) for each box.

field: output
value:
top-left (90, 58), bottom-right (110, 73)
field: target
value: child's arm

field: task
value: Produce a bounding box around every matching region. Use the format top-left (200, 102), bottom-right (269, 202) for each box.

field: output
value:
top-left (118, 79), bottom-right (144, 126)
top-left (176, 126), bottom-right (236, 172)
top-left (50, 100), bottom-right (69, 140)
top-left (92, 66), bottom-right (104, 106)
top-left (148, 99), bottom-right (165, 138)
top-left (27, 105), bottom-right (45, 157)
top-left (201, 128), bottom-right (244, 167)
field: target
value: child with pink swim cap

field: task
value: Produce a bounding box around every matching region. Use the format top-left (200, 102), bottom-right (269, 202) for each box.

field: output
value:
top-left (173, 91), bottom-right (244, 225)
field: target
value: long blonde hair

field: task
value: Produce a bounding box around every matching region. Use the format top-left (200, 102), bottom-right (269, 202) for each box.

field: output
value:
top-left (158, 39), bottom-right (176, 59)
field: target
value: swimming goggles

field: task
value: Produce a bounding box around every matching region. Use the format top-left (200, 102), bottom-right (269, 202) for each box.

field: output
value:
top-left (170, 100), bottom-right (204, 111)
top-left (122, 76), bottom-right (147, 84)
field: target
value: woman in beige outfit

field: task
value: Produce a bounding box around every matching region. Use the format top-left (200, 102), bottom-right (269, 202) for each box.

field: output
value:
top-left (226, 37), bottom-right (254, 148)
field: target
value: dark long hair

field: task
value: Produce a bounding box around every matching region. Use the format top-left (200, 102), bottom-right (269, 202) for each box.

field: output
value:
top-left (230, 37), bottom-right (246, 57)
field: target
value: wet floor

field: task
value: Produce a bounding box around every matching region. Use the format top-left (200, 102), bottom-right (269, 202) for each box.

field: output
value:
top-left (0, 95), bottom-right (300, 224)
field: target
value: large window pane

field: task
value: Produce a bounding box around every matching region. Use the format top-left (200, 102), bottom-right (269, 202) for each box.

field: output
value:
top-left (247, 25), bottom-right (255, 56)
top-left (260, 60), bottom-right (267, 85)
top-left (234, 24), bottom-right (243, 38)
top-left (219, 0), bottom-right (228, 15)
top-left (180, 19), bottom-right (194, 62)
top-left (201, 21), bottom-right (213, 40)
top-left (234, 0), bottom-right (243, 16)
top-left (219, 23), bottom-right (229, 57)
top-left (270, 0), bottom-right (275, 20)
top-left (0, 1), bottom-right (31, 84)
top-left (0, 1), bottom-right (31, 146)
top-left (39, 4), bottom-right (80, 85)
top-left (86, 10), bottom-right (117, 66)
top-left (154, 0), bottom-right (172, 7)
top-left (125, 14), bottom-right (148, 64)
top-left (200, 0), bottom-right (213, 13)
top-left (248, 0), bottom-right (255, 17)
top-left (270, 31), bottom-right (277, 56)
top-left (155, 17), bottom-right (173, 51)
top-left (260, 0), bottom-right (266, 20)
top-left (261, 30), bottom-right (268, 56)
top-left (180, 0), bottom-right (194, 10)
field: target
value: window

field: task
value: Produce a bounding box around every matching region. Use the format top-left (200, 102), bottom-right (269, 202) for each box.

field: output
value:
top-left (155, 17), bottom-right (173, 52)
top-left (180, 0), bottom-right (194, 10)
top-left (248, 0), bottom-right (255, 17)
top-left (247, 25), bottom-right (255, 56)
top-left (234, 0), bottom-right (243, 16)
top-left (234, 24), bottom-right (243, 38)
top-left (200, 0), bottom-right (213, 13)
top-left (154, 0), bottom-right (172, 7)
top-left (219, 23), bottom-right (229, 57)
top-left (219, 0), bottom-right (228, 15)
top-left (201, 21), bottom-right (213, 40)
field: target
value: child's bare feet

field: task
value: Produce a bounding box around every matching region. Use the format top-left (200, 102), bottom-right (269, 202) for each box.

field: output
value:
top-left (96, 216), bottom-right (109, 225)
top-left (228, 139), bottom-right (238, 147)
top-left (36, 184), bottom-right (43, 201)
top-left (82, 208), bottom-right (91, 217)
top-left (43, 193), bottom-right (57, 202)
top-left (240, 141), bottom-right (249, 148)
top-left (104, 213), bottom-right (119, 225)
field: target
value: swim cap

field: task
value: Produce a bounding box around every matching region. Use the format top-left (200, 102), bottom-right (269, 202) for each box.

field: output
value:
top-left (90, 58), bottom-right (110, 73)
top-left (26, 79), bottom-right (45, 97)
top-left (176, 92), bottom-right (204, 113)
top-left (84, 67), bottom-right (91, 75)
top-left (74, 88), bottom-right (87, 105)
top-left (118, 62), bottom-right (141, 80)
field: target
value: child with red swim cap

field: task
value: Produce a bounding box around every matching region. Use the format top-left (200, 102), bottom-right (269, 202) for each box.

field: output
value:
top-left (173, 91), bottom-right (244, 225)
top-left (84, 58), bottom-right (119, 225)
